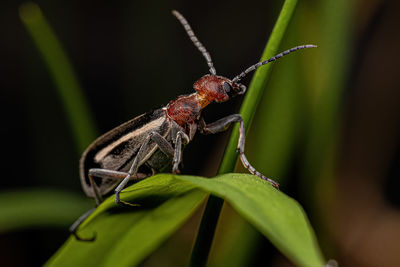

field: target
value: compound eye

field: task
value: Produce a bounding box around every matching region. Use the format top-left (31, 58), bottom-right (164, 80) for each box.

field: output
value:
top-left (223, 82), bottom-right (232, 93)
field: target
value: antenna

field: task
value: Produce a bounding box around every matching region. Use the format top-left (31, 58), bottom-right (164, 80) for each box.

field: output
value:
top-left (172, 10), bottom-right (217, 75)
top-left (232, 44), bottom-right (317, 83)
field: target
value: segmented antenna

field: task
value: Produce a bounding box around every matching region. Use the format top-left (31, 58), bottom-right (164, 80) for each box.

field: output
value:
top-left (172, 10), bottom-right (216, 75)
top-left (232, 44), bottom-right (317, 83)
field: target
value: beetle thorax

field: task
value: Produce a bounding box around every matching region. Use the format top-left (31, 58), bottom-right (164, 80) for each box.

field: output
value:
top-left (166, 75), bottom-right (235, 132)
top-left (166, 93), bottom-right (201, 127)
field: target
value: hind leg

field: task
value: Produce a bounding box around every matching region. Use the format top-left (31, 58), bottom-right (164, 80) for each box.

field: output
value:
top-left (70, 170), bottom-right (147, 241)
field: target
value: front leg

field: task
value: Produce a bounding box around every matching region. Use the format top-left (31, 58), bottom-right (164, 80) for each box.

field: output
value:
top-left (199, 114), bottom-right (279, 189)
top-left (172, 131), bottom-right (190, 174)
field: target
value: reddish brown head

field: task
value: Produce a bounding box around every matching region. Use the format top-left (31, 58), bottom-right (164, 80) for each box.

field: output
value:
top-left (193, 75), bottom-right (245, 108)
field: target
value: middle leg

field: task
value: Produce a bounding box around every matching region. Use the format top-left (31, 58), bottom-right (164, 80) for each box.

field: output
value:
top-left (115, 130), bottom-right (181, 204)
top-left (172, 131), bottom-right (190, 174)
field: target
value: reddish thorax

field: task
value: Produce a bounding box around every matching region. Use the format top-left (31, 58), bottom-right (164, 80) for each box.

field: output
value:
top-left (165, 94), bottom-right (201, 127)
top-left (166, 75), bottom-right (232, 130)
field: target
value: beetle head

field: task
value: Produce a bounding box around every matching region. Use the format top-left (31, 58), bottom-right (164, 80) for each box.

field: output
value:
top-left (194, 75), bottom-right (245, 105)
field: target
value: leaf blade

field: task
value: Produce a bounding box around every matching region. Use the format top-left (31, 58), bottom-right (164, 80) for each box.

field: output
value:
top-left (46, 174), bottom-right (207, 267)
top-left (178, 173), bottom-right (325, 267)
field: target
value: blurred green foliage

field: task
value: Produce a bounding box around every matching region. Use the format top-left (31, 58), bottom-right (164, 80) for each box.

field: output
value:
top-left (19, 2), bottom-right (97, 152)
top-left (0, 189), bottom-right (92, 232)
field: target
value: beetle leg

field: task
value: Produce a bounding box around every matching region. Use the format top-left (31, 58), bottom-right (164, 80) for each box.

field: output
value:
top-left (149, 131), bottom-right (174, 157)
top-left (89, 130), bottom-right (173, 205)
top-left (70, 170), bottom-right (147, 241)
top-left (199, 114), bottom-right (241, 134)
top-left (88, 168), bottom-right (148, 205)
top-left (172, 131), bottom-right (189, 174)
top-left (88, 172), bottom-right (103, 206)
top-left (115, 134), bottom-right (152, 205)
top-left (114, 131), bottom-right (177, 205)
top-left (200, 114), bottom-right (279, 189)
top-left (69, 207), bottom-right (97, 242)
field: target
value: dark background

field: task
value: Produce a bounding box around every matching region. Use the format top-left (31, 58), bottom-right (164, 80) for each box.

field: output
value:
top-left (1, 0), bottom-right (400, 266)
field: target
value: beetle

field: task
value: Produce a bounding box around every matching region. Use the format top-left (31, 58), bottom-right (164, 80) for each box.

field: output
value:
top-left (70, 10), bottom-right (316, 241)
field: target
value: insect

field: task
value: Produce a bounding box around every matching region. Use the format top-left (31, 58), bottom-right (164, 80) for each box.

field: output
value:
top-left (70, 10), bottom-right (316, 241)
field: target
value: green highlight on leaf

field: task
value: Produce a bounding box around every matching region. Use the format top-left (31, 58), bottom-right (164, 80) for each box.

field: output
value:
top-left (46, 175), bottom-right (207, 267)
top-left (0, 189), bottom-right (92, 232)
top-left (178, 174), bottom-right (325, 267)
top-left (19, 2), bottom-right (97, 152)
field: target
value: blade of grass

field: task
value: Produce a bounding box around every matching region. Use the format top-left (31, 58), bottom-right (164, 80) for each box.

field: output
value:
top-left (296, 0), bottom-right (353, 255)
top-left (19, 2), bottom-right (97, 152)
top-left (300, 0), bottom-right (353, 218)
top-left (0, 189), bottom-right (92, 232)
top-left (190, 0), bottom-right (299, 266)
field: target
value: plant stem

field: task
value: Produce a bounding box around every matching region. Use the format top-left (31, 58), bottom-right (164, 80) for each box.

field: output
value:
top-left (189, 195), bottom-right (224, 267)
top-left (189, 0), bottom-right (299, 266)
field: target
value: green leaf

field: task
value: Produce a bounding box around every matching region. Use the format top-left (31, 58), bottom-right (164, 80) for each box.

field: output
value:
top-left (46, 174), bottom-right (207, 267)
top-left (0, 189), bottom-right (92, 232)
top-left (178, 173), bottom-right (325, 267)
